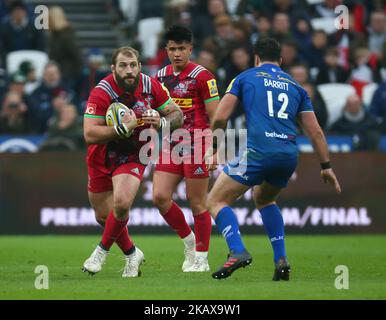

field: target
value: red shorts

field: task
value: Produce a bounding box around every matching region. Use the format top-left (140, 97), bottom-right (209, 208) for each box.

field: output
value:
top-left (155, 138), bottom-right (210, 179)
top-left (87, 162), bottom-right (146, 193)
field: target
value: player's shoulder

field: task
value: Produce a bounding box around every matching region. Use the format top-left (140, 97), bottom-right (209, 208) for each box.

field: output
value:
top-left (187, 62), bottom-right (215, 80)
top-left (234, 67), bottom-right (258, 82)
top-left (142, 72), bottom-right (164, 95)
top-left (91, 74), bottom-right (117, 100)
top-left (156, 64), bottom-right (172, 79)
top-left (276, 70), bottom-right (307, 94)
top-left (277, 70), bottom-right (297, 85)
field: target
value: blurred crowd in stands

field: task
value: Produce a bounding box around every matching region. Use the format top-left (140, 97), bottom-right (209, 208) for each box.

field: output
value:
top-left (0, 0), bottom-right (385, 151)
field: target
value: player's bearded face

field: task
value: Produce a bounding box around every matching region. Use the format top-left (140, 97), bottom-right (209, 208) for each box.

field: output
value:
top-left (113, 54), bottom-right (141, 92)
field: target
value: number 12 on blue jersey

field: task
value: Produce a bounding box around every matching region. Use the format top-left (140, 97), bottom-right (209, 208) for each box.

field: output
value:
top-left (266, 91), bottom-right (289, 119)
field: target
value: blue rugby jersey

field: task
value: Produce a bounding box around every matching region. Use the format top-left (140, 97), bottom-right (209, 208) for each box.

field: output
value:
top-left (226, 63), bottom-right (314, 156)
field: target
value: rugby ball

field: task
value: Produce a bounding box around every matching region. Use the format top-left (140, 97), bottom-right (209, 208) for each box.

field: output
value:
top-left (105, 102), bottom-right (135, 127)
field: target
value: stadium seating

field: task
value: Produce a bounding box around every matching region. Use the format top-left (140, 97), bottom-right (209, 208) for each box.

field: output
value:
top-left (317, 83), bottom-right (356, 127)
top-left (138, 17), bottom-right (164, 59)
top-left (6, 50), bottom-right (48, 80)
top-left (362, 83), bottom-right (379, 109)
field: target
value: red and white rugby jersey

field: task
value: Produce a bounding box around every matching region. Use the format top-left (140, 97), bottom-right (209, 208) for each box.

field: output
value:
top-left (84, 73), bottom-right (170, 171)
top-left (156, 62), bottom-right (219, 133)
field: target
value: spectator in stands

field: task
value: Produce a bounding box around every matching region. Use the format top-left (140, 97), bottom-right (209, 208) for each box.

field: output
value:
top-left (288, 63), bottom-right (329, 129)
top-left (0, 0), bottom-right (34, 23)
top-left (164, 0), bottom-right (191, 29)
top-left (48, 6), bottom-right (83, 89)
top-left (349, 47), bottom-right (380, 96)
top-left (195, 49), bottom-right (218, 75)
top-left (270, 0), bottom-right (310, 28)
top-left (368, 11), bottom-right (386, 58)
top-left (27, 61), bottom-right (72, 133)
top-left (254, 15), bottom-right (272, 42)
top-left (0, 1), bottom-right (45, 63)
top-left (222, 45), bottom-right (253, 93)
top-left (289, 63), bottom-right (309, 86)
top-left (76, 48), bottom-right (109, 112)
top-left (18, 60), bottom-right (38, 94)
top-left (6, 71), bottom-right (33, 108)
top-left (235, 0), bottom-right (264, 17)
top-left (202, 14), bottom-right (237, 67)
top-left (7, 71), bottom-right (26, 96)
top-left (316, 47), bottom-right (349, 84)
top-left (369, 81), bottom-right (386, 133)
top-left (232, 18), bottom-right (254, 47)
top-left (303, 83), bottom-right (328, 129)
top-left (330, 93), bottom-right (381, 150)
top-left (190, 0), bottom-right (229, 48)
top-left (292, 16), bottom-right (313, 52)
top-left (280, 41), bottom-right (301, 72)
top-left (301, 30), bottom-right (329, 69)
top-left (0, 91), bottom-right (30, 134)
top-left (39, 102), bottom-right (84, 151)
top-left (137, 0), bottom-right (164, 21)
top-left (269, 13), bottom-right (292, 43)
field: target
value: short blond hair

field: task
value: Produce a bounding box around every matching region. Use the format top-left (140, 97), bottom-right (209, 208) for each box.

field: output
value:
top-left (111, 47), bottom-right (140, 65)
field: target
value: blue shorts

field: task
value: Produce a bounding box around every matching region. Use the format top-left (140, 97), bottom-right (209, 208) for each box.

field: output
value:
top-left (223, 150), bottom-right (297, 188)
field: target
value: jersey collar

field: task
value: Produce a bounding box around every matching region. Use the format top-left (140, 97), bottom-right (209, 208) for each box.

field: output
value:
top-left (259, 63), bottom-right (282, 73)
top-left (166, 61), bottom-right (196, 79)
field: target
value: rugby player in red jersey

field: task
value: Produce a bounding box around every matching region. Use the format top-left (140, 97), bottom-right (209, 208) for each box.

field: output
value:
top-left (82, 47), bottom-right (183, 277)
top-left (153, 26), bottom-right (220, 272)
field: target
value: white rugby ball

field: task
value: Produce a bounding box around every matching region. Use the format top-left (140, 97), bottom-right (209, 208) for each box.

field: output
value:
top-left (105, 102), bottom-right (136, 127)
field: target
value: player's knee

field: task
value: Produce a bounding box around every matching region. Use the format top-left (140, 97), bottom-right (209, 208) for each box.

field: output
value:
top-left (189, 201), bottom-right (206, 215)
top-left (255, 197), bottom-right (275, 209)
top-left (206, 195), bottom-right (219, 217)
top-left (152, 191), bottom-right (171, 209)
top-left (113, 197), bottom-right (131, 218)
top-left (95, 216), bottom-right (106, 227)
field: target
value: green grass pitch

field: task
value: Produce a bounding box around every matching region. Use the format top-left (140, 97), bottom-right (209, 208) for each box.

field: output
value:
top-left (1, 235), bottom-right (385, 300)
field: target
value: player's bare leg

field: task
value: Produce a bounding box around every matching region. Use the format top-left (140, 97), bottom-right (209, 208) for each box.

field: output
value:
top-left (87, 190), bottom-right (137, 263)
top-left (112, 173), bottom-right (145, 277)
top-left (88, 191), bottom-right (113, 226)
top-left (207, 172), bottom-right (252, 279)
top-left (153, 171), bottom-right (196, 271)
top-left (253, 182), bottom-right (291, 281)
top-left (82, 191), bottom-right (112, 275)
top-left (184, 177), bottom-right (211, 272)
top-left (83, 174), bottom-right (144, 277)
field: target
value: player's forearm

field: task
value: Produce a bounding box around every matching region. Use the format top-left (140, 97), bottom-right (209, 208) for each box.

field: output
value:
top-left (211, 118), bottom-right (228, 132)
top-left (308, 128), bottom-right (330, 163)
top-left (84, 125), bottom-right (118, 144)
top-left (164, 108), bottom-right (184, 131)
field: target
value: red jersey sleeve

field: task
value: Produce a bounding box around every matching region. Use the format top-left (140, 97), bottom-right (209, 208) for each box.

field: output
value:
top-left (150, 77), bottom-right (171, 112)
top-left (197, 70), bottom-right (220, 104)
top-left (84, 87), bottom-right (111, 119)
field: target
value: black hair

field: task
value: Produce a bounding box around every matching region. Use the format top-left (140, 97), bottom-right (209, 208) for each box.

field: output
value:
top-left (164, 25), bottom-right (193, 44)
top-left (254, 38), bottom-right (281, 63)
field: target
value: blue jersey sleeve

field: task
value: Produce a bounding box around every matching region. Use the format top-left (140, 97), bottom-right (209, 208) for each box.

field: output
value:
top-left (297, 87), bottom-right (314, 113)
top-left (225, 76), bottom-right (241, 98)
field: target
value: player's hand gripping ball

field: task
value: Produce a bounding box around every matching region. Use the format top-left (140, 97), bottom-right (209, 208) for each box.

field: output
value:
top-left (142, 109), bottom-right (161, 128)
top-left (106, 102), bottom-right (137, 138)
